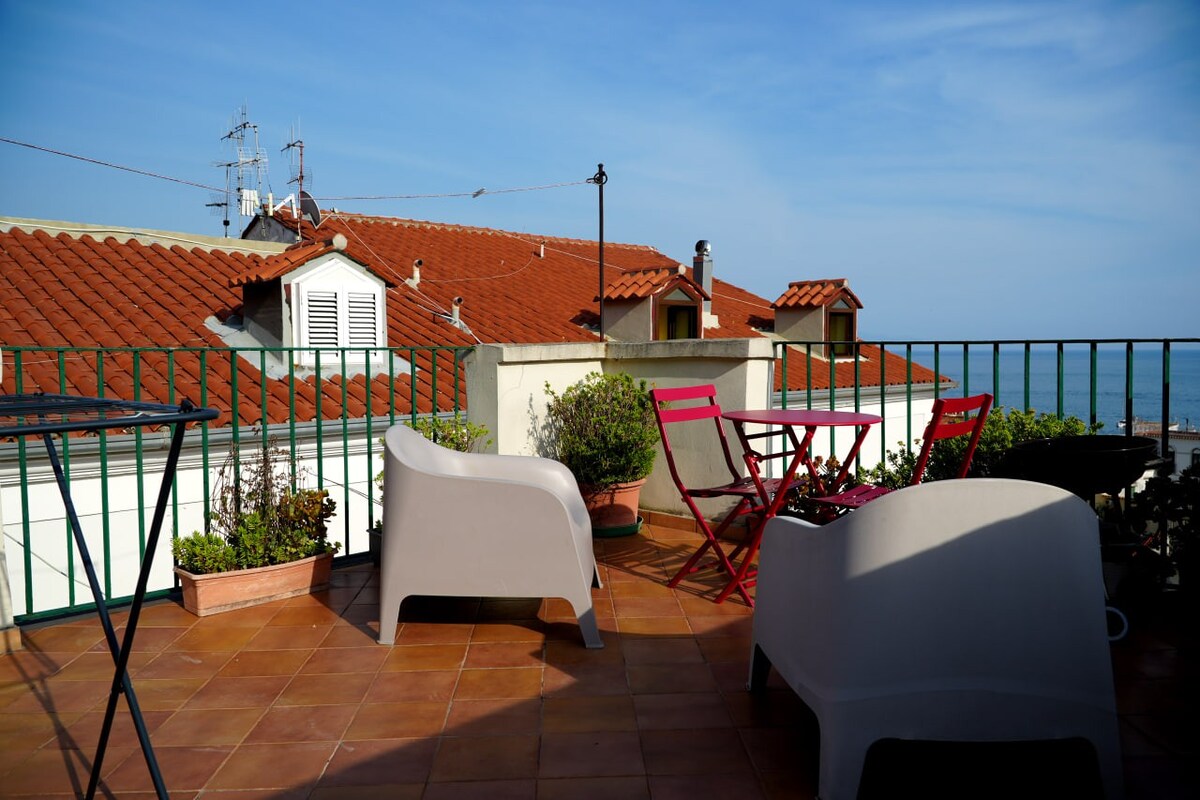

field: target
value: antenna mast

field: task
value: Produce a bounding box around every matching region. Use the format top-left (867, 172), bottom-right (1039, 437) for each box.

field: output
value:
top-left (209, 105), bottom-right (268, 236)
top-left (282, 124), bottom-right (308, 198)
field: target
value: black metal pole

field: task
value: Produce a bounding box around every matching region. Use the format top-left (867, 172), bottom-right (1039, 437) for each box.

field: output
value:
top-left (590, 164), bottom-right (607, 337)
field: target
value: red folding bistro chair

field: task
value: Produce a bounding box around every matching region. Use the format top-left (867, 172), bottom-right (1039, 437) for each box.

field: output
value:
top-left (650, 385), bottom-right (782, 605)
top-left (810, 393), bottom-right (994, 515)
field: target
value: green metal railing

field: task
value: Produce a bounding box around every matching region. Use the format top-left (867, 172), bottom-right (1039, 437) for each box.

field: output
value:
top-left (2, 345), bottom-right (472, 622)
top-left (775, 338), bottom-right (1200, 475)
top-left (3, 338), bottom-right (1197, 622)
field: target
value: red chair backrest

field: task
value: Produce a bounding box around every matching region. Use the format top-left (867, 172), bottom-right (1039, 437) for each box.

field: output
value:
top-left (649, 385), bottom-right (743, 493)
top-left (910, 393), bottom-right (994, 485)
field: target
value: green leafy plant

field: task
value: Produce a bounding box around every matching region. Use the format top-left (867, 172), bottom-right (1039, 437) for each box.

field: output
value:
top-left (863, 406), bottom-right (1101, 488)
top-left (407, 413), bottom-right (492, 453)
top-left (371, 414), bottom-right (493, 531)
top-left (1130, 464), bottom-right (1200, 582)
top-left (172, 435), bottom-right (338, 574)
top-left (543, 372), bottom-right (658, 488)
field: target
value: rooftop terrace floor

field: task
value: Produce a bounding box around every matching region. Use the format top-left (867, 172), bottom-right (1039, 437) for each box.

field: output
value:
top-left (1, 520), bottom-right (1195, 799)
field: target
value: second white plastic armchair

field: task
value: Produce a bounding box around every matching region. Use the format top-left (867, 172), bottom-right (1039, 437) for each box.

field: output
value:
top-left (749, 478), bottom-right (1122, 800)
top-left (377, 423), bottom-right (603, 648)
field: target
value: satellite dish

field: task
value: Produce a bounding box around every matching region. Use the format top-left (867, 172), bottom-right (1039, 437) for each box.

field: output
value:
top-left (299, 190), bottom-right (322, 227)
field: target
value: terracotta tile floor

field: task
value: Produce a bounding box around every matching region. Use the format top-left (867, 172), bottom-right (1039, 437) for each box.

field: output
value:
top-left (1, 521), bottom-right (1195, 799)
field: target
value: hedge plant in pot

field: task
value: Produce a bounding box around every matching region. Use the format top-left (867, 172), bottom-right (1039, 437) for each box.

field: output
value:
top-left (172, 436), bottom-right (338, 616)
top-left (544, 372), bottom-right (658, 537)
top-left (369, 413), bottom-right (492, 564)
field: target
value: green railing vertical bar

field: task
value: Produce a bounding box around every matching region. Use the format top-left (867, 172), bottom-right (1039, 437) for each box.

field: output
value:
top-left (1024, 342), bottom-right (1032, 412)
top-left (97, 352), bottom-right (110, 598)
top-left (1124, 341), bottom-right (1135, 435)
top-left (853, 344), bottom-right (862, 411)
top-left (1089, 342), bottom-right (1099, 430)
top-left (1161, 341), bottom-right (1171, 461)
top-left (13, 352), bottom-right (34, 614)
top-left (230, 349), bottom-right (241, 476)
top-left (339, 348), bottom-right (351, 550)
top-left (387, 349), bottom-right (397, 426)
top-left (779, 346), bottom-right (789, 408)
top-left (1056, 342), bottom-right (1065, 419)
top-left (198, 350), bottom-right (211, 530)
top-left (431, 349), bottom-right (440, 419)
top-left (877, 343), bottom-right (886, 465)
top-left (408, 348), bottom-right (419, 424)
top-left (55, 349), bottom-right (76, 607)
top-left (826, 343), bottom-right (837, 455)
top-left (805, 345), bottom-right (814, 409)
top-left (452, 347), bottom-right (463, 412)
top-left (992, 343), bottom-right (1001, 410)
top-left (167, 351), bottom-right (180, 545)
top-left (905, 344), bottom-right (913, 447)
top-left (314, 350), bottom-right (324, 488)
top-left (961, 343), bottom-right (970, 398)
top-left (933, 344), bottom-right (941, 400)
top-left (287, 353), bottom-right (298, 492)
top-left (259, 350), bottom-right (270, 456)
top-left (132, 350), bottom-right (146, 557)
top-left (365, 352), bottom-right (375, 530)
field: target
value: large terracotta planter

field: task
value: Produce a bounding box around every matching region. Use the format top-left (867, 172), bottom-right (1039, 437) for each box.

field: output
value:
top-left (175, 552), bottom-right (333, 616)
top-left (581, 478), bottom-right (645, 537)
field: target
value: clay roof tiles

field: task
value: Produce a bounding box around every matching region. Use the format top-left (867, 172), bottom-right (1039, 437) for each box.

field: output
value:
top-left (773, 278), bottom-right (863, 310)
top-left (3, 214), bottom-right (942, 427)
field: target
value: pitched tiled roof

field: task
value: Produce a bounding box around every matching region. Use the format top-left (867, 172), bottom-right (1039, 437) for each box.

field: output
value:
top-left (773, 278), bottom-right (863, 310)
top-left (2, 214), bottom-right (943, 428)
top-left (602, 268), bottom-right (708, 301)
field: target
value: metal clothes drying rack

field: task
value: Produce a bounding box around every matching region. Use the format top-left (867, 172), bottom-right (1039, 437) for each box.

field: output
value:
top-left (0, 394), bottom-right (218, 800)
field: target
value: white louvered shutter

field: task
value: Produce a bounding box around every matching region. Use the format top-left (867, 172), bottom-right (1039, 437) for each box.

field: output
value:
top-left (306, 291), bottom-right (340, 347)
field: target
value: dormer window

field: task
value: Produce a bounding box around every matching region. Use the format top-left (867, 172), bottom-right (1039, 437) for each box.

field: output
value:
top-left (828, 298), bottom-right (856, 358)
top-left (771, 279), bottom-right (863, 360)
top-left (599, 268), bottom-right (709, 342)
top-left (293, 259), bottom-right (386, 366)
top-left (225, 234), bottom-right (391, 372)
top-left (657, 287), bottom-right (699, 340)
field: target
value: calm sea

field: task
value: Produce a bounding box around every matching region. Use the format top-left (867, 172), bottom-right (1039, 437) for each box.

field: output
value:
top-left (896, 343), bottom-right (1200, 433)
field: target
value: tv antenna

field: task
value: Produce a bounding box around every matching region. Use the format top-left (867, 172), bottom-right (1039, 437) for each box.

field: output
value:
top-left (283, 124), bottom-right (321, 228)
top-left (208, 105), bottom-right (268, 236)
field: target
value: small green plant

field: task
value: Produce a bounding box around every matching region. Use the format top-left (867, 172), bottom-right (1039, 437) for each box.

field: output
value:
top-left (1130, 464), bottom-right (1200, 578)
top-left (544, 372), bottom-right (658, 488)
top-left (407, 413), bottom-right (492, 453)
top-left (863, 406), bottom-right (1101, 487)
top-left (172, 435), bottom-right (338, 574)
top-left (372, 414), bottom-right (493, 528)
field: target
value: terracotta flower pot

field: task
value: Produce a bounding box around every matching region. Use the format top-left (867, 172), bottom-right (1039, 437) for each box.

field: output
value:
top-left (581, 478), bottom-right (645, 537)
top-left (175, 552), bottom-right (333, 616)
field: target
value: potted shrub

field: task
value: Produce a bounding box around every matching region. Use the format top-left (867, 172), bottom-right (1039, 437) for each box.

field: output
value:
top-left (1130, 464), bottom-right (1199, 604)
top-left (172, 436), bottom-right (338, 615)
top-left (544, 372), bottom-right (658, 536)
top-left (369, 413), bottom-right (492, 564)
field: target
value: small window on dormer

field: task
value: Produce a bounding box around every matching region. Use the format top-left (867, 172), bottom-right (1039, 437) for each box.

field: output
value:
top-left (828, 299), bottom-right (856, 358)
top-left (293, 256), bottom-right (386, 366)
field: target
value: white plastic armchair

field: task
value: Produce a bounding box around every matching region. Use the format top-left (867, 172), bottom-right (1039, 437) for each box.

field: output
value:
top-left (749, 478), bottom-right (1121, 800)
top-left (378, 424), bottom-right (603, 648)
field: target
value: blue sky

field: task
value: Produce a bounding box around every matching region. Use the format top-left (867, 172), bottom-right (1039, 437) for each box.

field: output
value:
top-left (2, 0), bottom-right (1197, 339)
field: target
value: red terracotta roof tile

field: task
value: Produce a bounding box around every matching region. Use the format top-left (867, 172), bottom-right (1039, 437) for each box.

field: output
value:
top-left (602, 268), bottom-right (708, 301)
top-left (3, 215), bottom-right (942, 427)
top-left (772, 278), bottom-right (863, 310)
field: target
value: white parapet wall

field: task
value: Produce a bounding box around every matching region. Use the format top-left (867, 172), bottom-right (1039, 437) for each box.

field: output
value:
top-left (465, 338), bottom-right (940, 521)
top-left (465, 338), bottom-right (778, 519)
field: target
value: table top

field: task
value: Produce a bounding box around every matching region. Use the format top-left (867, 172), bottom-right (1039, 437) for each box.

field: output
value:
top-left (0, 394), bottom-right (219, 437)
top-left (722, 408), bottom-right (882, 427)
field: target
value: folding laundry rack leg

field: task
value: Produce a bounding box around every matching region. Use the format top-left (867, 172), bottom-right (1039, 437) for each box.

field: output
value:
top-left (40, 421), bottom-right (190, 800)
